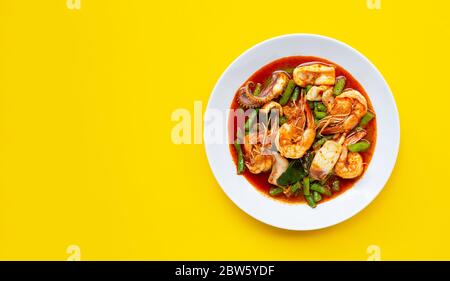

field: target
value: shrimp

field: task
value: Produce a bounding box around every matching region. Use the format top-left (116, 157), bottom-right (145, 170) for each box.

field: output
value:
top-left (242, 123), bottom-right (290, 183)
top-left (293, 63), bottom-right (336, 87)
top-left (319, 89), bottom-right (368, 134)
top-left (309, 130), bottom-right (367, 180)
top-left (268, 152), bottom-right (289, 186)
top-left (243, 131), bottom-right (273, 174)
top-left (275, 94), bottom-right (316, 159)
top-left (241, 100), bottom-right (287, 174)
top-left (335, 130), bottom-right (367, 179)
top-left (282, 97), bottom-right (303, 121)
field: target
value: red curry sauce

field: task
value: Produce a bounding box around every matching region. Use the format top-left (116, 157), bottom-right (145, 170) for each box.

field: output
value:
top-left (228, 56), bottom-right (377, 204)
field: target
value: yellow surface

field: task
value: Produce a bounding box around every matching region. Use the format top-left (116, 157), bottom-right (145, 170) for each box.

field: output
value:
top-left (0, 0), bottom-right (449, 260)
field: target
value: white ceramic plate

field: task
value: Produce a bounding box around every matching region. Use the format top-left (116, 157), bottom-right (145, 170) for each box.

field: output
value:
top-left (204, 34), bottom-right (399, 230)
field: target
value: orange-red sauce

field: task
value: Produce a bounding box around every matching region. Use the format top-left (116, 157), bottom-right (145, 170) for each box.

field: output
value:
top-left (228, 56), bottom-right (377, 204)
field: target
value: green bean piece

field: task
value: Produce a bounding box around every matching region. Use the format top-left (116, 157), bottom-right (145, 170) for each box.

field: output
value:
top-left (348, 141), bottom-right (371, 152)
top-left (236, 127), bottom-right (244, 143)
top-left (317, 137), bottom-right (327, 146)
top-left (305, 195), bottom-right (316, 208)
top-left (285, 184), bottom-right (301, 197)
top-left (307, 101), bottom-right (314, 110)
top-left (269, 187), bottom-right (284, 196)
top-left (233, 141), bottom-right (245, 174)
top-left (279, 115), bottom-right (288, 125)
top-left (315, 134), bottom-right (332, 141)
top-left (332, 180), bottom-right (340, 192)
top-left (359, 112), bottom-right (375, 127)
top-left (314, 110), bottom-right (327, 120)
top-left (314, 101), bottom-right (318, 107)
top-left (244, 109), bottom-right (258, 133)
top-left (291, 182), bottom-right (301, 194)
top-left (302, 177), bottom-right (311, 196)
top-left (279, 80), bottom-right (296, 105)
top-left (316, 102), bottom-right (327, 112)
top-left (311, 183), bottom-right (332, 197)
top-left (313, 191), bottom-right (322, 203)
top-left (253, 83), bottom-right (262, 97)
top-left (333, 76), bottom-right (346, 96)
top-left (313, 137), bottom-right (327, 150)
top-left (291, 87), bottom-right (300, 101)
top-left (305, 85), bottom-right (313, 94)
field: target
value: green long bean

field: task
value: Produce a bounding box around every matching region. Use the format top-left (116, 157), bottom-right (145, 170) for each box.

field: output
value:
top-left (315, 102), bottom-right (327, 112)
top-left (313, 191), bottom-right (322, 202)
top-left (234, 141), bottom-right (245, 174)
top-left (279, 80), bottom-right (296, 105)
top-left (291, 87), bottom-right (301, 101)
top-left (314, 110), bottom-right (327, 120)
top-left (303, 177), bottom-right (311, 196)
top-left (333, 76), bottom-right (346, 96)
top-left (348, 141), bottom-right (371, 152)
top-left (244, 109), bottom-right (258, 133)
top-left (253, 83), bottom-right (262, 96)
top-left (359, 112), bottom-right (375, 127)
top-left (313, 137), bottom-right (328, 150)
top-left (305, 195), bottom-right (316, 208)
top-left (311, 183), bottom-right (332, 197)
top-left (269, 187), bottom-right (284, 196)
top-left (291, 182), bottom-right (301, 194)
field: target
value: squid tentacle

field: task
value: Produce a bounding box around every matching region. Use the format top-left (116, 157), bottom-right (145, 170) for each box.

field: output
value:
top-left (237, 72), bottom-right (290, 108)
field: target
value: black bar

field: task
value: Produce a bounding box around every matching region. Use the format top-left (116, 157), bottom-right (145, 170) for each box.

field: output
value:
top-left (0, 261), bottom-right (448, 279)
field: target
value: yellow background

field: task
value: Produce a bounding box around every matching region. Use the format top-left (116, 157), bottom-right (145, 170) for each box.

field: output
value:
top-left (0, 0), bottom-right (449, 260)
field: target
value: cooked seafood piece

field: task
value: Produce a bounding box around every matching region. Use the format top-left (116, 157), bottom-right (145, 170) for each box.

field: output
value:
top-left (275, 94), bottom-right (316, 159)
top-left (319, 89), bottom-right (368, 134)
top-left (282, 95), bottom-right (304, 121)
top-left (335, 130), bottom-right (367, 179)
top-left (238, 71), bottom-right (290, 108)
top-left (293, 64), bottom-right (335, 87)
top-left (305, 86), bottom-right (333, 101)
top-left (260, 101), bottom-right (283, 116)
top-left (309, 137), bottom-right (344, 181)
top-left (268, 152), bottom-right (289, 186)
top-left (309, 130), bottom-right (367, 180)
top-left (243, 130), bottom-right (274, 174)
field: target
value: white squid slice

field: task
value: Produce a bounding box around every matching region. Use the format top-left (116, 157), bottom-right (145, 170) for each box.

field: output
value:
top-left (309, 140), bottom-right (342, 180)
top-left (268, 152), bottom-right (289, 187)
top-left (293, 64), bottom-right (336, 87)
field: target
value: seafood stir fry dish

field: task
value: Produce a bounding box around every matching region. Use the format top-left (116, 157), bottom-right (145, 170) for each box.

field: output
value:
top-left (229, 56), bottom-right (376, 208)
